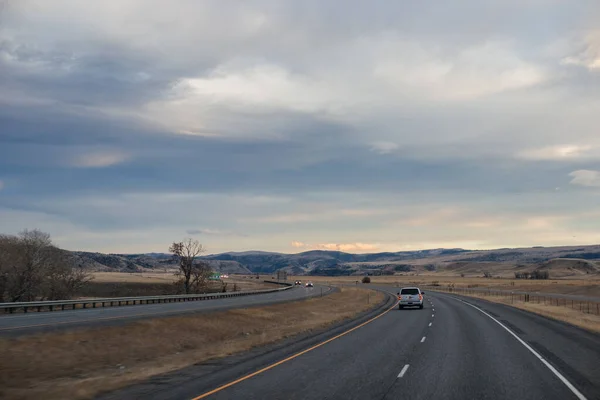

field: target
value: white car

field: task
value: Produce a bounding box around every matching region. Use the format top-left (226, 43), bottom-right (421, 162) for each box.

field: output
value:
top-left (397, 287), bottom-right (424, 309)
top-left (305, 282), bottom-right (314, 287)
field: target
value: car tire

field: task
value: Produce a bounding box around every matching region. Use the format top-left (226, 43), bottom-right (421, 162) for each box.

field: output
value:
top-left (399, 305), bottom-right (404, 310)
top-left (419, 304), bottom-right (424, 309)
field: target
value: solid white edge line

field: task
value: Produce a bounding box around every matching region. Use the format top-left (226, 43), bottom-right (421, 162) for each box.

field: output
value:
top-left (421, 336), bottom-right (426, 343)
top-left (453, 297), bottom-right (587, 400)
top-left (429, 322), bottom-right (432, 327)
top-left (398, 364), bottom-right (410, 378)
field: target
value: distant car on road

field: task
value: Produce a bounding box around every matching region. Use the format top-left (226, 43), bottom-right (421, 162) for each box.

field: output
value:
top-left (305, 282), bottom-right (314, 287)
top-left (397, 287), bottom-right (424, 309)
top-left (295, 280), bottom-right (302, 286)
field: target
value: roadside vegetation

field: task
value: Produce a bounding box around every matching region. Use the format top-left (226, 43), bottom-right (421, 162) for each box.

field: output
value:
top-left (435, 289), bottom-right (600, 334)
top-left (0, 233), bottom-right (248, 301)
top-left (77, 275), bottom-right (280, 298)
top-left (169, 238), bottom-right (212, 294)
top-left (0, 287), bottom-right (385, 400)
top-left (0, 230), bottom-right (91, 302)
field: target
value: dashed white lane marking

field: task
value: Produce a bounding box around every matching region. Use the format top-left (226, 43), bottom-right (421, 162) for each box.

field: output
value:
top-left (433, 308), bottom-right (435, 311)
top-left (432, 314), bottom-right (435, 317)
top-left (421, 336), bottom-right (426, 343)
top-left (453, 297), bottom-right (588, 400)
top-left (398, 364), bottom-right (410, 378)
top-left (429, 322), bottom-right (432, 327)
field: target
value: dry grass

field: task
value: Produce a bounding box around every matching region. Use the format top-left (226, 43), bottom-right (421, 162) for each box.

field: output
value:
top-left (92, 272), bottom-right (179, 283)
top-left (293, 275), bottom-right (600, 298)
top-left (91, 272), bottom-right (279, 291)
top-left (0, 287), bottom-right (384, 400)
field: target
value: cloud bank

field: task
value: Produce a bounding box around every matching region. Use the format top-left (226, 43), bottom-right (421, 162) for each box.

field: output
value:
top-left (1, 1), bottom-right (599, 253)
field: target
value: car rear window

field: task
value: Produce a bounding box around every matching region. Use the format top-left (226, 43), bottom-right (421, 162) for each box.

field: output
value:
top-left (400, 288), bottom-right (420, 295)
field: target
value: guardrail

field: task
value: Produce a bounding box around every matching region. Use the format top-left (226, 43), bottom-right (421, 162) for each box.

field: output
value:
top-left (263, 280), bottom-right (293, 286)
top-left (0, 285), bottom-right (293, 314)
top-left (423, 285), bottom-right (600, 315)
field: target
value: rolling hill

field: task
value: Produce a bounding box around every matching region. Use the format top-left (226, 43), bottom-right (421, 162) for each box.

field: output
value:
top-left (72, 244), bottom-right (600, 278)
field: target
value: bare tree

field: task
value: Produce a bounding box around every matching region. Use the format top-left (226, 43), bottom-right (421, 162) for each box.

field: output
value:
top-left (190, 261), bottom-right (212, 293)
top-left (42, 248), bottom-right (92, 300)
top-left (0, 235), bottom-right (20, 302)
top-left (0, 230), bottom-right (91, 302)
top-left (169, 238), bottom-right (207, 294)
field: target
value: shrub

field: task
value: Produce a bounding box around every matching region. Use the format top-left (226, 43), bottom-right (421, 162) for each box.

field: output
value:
top-left (514, 272), bottom-right (530, 279)
top-left (0, 230), bottom-right (91, 302)
top-left (362, 276), bottom-right (371, 284)
top-left (531, 270), bottom-right (549, 280)
top-left (424, 264), bottom-right (436, 272)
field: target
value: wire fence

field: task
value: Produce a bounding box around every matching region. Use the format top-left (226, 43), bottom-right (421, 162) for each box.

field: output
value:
top-left (424, 285), bottom-right (600, 316)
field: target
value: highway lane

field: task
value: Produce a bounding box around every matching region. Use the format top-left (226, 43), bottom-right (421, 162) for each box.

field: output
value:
top-left (106, 287), bottom-right (600, 400)
top-left (0, 285), bottom-right (331, 336)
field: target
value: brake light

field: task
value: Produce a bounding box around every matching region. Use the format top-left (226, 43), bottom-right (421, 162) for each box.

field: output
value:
top-left (419, 294), bottom-right (423, 301)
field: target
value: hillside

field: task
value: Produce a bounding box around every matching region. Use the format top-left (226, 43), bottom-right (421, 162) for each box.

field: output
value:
top-left (71, 252), bottom-right (250, 274)
top-left (71, 244), bottom-right (600, 278)
top-left (203, 245), bottom-right (600, 277)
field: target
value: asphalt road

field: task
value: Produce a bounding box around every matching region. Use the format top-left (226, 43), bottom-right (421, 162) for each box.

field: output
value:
top-left (105, 286), bottom-right (600, 400)
top-left (0, 285), bottom-right (331, 336)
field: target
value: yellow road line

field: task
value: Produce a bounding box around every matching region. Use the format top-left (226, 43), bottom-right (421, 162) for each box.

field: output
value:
top-left (191, 299), bottom-right (399, 399)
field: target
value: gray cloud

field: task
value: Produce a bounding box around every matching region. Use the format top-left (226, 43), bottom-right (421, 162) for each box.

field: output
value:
top-left (186, 229), bottom-right (247, 237)
top-left (1, 0), bottom-right (599, 252)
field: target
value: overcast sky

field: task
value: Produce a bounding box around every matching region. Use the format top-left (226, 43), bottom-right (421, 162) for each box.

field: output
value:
top-left (1, 0), bottom-right (599, 254)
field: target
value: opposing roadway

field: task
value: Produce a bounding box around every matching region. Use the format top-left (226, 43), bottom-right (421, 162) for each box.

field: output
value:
top-left (103, 286), bottom-right (600, 400)
top-left (0, 285), bottom-right (331, 336)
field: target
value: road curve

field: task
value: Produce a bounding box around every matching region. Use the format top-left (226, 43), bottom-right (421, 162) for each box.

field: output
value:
top-left (0, 285), bottom-right (331, 336)
top-left (103, 286), bottom-right (600, 400)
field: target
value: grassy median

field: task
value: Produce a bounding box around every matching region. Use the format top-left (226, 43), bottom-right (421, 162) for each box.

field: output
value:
top-left (0, 287), bottom-right (385, 400)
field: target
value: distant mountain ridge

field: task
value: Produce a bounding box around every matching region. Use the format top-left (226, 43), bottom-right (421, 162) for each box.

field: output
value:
top-left (71, 244), bottom-right (600, 277)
